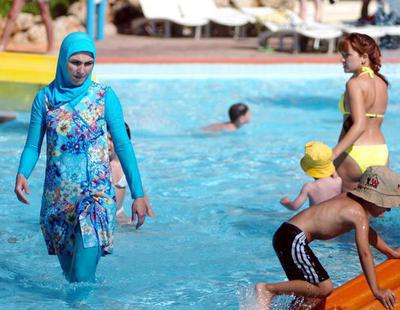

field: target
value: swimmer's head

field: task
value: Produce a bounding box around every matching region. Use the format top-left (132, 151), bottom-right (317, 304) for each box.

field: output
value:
top-left (228, 103), bottom-right (251, 128)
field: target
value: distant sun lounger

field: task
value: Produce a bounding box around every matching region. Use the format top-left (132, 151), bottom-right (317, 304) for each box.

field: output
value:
top-left (236, 6), bottom-right (342, 53)
top-left (177, 0), bottom-right (253, 38)
top-left (340, 24), bottom-right (400, 41)
top-left (137, 0), bottom-right (208, 39)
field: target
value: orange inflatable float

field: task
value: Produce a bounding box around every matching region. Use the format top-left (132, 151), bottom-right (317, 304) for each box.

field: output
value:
top-left (316, 259), bottom-right (400, 309)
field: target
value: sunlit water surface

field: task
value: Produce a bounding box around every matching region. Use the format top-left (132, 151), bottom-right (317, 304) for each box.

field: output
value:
top-left (1, 64), bottom-right (400, 309)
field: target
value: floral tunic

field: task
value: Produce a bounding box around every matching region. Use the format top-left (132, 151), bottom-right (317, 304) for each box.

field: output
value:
top-left (40, 82), bottom-right (116, 256)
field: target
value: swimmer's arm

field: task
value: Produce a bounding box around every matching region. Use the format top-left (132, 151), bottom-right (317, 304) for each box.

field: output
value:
top-left (280, 183), bottom-right (311, 210)
top-left (202, 123), bottom-right (221, 131)
top-left (369, 227), bottom-right (400, 259)
top-left (202, 123), bottom-right (232, 131)
top-left (332, 80), bottom-right (366, 159)
top-left (17, 91), bottom-right (46, 178)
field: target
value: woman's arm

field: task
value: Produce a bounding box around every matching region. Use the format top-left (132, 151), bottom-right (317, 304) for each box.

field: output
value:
top-left (332, 79), bottom-right (367, 159)
top-left (17, 91), bottom-right (46, 178)
top-left (105, 88), bottom-right (144, 200)
top-left (15, 91), bottom-right (46, 204)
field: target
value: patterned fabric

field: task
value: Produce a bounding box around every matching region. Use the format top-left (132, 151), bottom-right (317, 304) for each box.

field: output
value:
top-left (40, 82), bottom-right (116, 256)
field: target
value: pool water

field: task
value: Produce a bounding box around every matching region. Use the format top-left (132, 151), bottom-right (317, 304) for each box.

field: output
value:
top-left (1, 64), bottom-right (400, 309)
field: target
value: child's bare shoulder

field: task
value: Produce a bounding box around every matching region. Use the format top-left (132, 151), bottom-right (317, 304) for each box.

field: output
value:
top-left (335, 195), bottom-right (367, 221)
top-left (302, 181), bottom-right (317, 192)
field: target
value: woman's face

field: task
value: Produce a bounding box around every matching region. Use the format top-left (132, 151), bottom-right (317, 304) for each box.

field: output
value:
top-left (67, 52), bottom-right (94, 86)
top-left (340, 44), bottom-right (364, 73)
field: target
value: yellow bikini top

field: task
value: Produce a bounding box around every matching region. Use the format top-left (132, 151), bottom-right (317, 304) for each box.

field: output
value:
top-left (338, 67), bottom-right (384, 118)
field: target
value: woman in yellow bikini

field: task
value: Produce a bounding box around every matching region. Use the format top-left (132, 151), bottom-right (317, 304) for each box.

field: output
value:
top-left (333, 33), bottom-right (389, 192)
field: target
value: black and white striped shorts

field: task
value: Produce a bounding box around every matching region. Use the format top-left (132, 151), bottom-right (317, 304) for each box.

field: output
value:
top-left (273, 222), bottom-right (330, 284)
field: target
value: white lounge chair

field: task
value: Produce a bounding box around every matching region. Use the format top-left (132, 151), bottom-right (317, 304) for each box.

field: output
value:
top-left (237, 6), bottom-right (342, 52)
top-left (177, 0), bottom-right (253, 38)
top-left (339, 0), bottom-right (400, 42)
top-left (138, 0), bottom-right (208, 39)
top-left (339, 24), bottom-right (387, 41)
top-left (384, 26), bottom-right (400, 36)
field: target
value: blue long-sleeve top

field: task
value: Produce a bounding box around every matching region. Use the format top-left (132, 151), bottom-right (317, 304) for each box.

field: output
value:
top-left (17, 86), bottom-right (144, 199)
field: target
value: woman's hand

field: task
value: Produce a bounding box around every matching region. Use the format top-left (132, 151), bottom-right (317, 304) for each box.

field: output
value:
top-left (14, 174), bottom-right (30, 205)
top-left (131, 197), bottom-right (147, 229)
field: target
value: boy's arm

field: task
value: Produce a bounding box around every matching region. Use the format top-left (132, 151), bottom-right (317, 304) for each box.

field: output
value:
top-left (369, 227), bottom-right (400, 259)
top-left (355, 219), bottom-right (396, 308)
top-left (280, 183), bottom-right (311, 210)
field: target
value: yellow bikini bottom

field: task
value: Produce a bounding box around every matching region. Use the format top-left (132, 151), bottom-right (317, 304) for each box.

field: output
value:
top-left (345, 144), bottom-right (389, 173)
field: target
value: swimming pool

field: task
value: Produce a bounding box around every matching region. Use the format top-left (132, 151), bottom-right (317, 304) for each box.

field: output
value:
top-left (1, 64), bottom-right (400, 309)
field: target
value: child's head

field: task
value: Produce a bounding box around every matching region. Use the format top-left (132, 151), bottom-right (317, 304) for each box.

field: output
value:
top-left (228, 103), bottom-right (251, 127)
top-left (300, 142), bottom-right (335, 179)
top-left (107, 122), bottom-right (131, 159)
top-left (124, 122), bottom-right (131, 140)
top-left (349, 166), bottom-right (400, 216)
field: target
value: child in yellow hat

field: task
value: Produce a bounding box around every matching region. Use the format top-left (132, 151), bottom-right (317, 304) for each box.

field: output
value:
top-left (280, 142), bottom-right (342, 210)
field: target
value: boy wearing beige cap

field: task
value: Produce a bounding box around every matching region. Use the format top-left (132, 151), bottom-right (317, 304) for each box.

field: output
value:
top-left (257, 166), bottom-right (400, 309)
top-left (281, 142), bottom-right (342, 210)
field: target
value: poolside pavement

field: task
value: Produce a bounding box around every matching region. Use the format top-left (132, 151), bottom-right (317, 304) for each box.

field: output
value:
top-left (93, 0), bottom-right (398, 64)
top-left (2, 0), bottom-right (399, 64)
top-left (94, 35), bottom-right (400, 64)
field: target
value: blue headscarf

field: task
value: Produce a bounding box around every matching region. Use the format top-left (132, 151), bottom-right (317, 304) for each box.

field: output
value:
top-left (44, 32), bottom-right (96, 109)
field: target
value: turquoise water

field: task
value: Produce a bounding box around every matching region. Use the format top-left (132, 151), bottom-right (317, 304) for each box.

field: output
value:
top-left (1, 64), bottom-right (400, 309)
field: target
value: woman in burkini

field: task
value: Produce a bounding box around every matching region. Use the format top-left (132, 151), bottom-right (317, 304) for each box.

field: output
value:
top-left (332, 33), bottom-right (389, 192)
top-left (14, 32), bottom-right (148, 282)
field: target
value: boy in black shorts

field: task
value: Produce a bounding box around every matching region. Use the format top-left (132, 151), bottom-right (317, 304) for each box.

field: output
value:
top-left (256, 166), bottom-right (400, 309)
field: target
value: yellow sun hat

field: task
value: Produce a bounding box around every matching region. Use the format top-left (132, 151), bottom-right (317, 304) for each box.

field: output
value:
top-left (300, 142), bottom-right (335, 178)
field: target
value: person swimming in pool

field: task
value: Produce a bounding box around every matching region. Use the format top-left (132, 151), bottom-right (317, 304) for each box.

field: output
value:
top-left (280, 142), bottom-right (342, 210)
top-left (202, 103), bottom-right (251, 132)
top-left (332, 32), bottom-right (389, 192)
